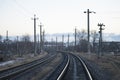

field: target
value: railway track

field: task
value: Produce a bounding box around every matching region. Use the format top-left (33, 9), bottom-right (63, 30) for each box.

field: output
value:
top-left (45, 52), bottom-right (93, 80)
top-left (0, 52), bottom-right (93, 80)
top-left (0, 53), bottom-right (56, 80)
top-left (61, 52), bottom-right (93, 80)
top-left (44, 53), bottom-right (69, 80)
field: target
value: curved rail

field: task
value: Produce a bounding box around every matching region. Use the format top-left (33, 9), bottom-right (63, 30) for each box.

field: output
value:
top-left (44, 53), bottom-right (70, 80)
top-left (58, 51), bottom-right (93, 80)
top-left (57, 55), bottom-right (70, 80)
top-left (72, 53), bottom-right (93, 80)
top-left (0, 54), bottom-right (56, 80)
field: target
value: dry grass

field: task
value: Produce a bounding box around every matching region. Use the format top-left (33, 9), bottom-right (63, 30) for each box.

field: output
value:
top-left (75, 52), bottom-right (120, 80)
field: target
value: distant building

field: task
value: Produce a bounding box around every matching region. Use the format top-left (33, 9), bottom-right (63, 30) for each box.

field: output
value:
top-left (94, 41), bottom-right (120, 53)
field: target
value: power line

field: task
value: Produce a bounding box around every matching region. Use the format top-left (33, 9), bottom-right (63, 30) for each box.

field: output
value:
top-left (13, 0), bottom-right (33, 16)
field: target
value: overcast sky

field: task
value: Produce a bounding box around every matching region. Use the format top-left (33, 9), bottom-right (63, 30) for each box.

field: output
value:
top-left (0, 0), bottom-right (120, 36)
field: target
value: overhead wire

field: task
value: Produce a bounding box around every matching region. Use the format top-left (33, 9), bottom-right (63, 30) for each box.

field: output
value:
top-left (12, 0), bottom-right (34, 17)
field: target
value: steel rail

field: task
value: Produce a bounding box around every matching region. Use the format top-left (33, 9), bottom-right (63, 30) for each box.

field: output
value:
top-left (0, 54), bottom-right (51, 74)
top-left (61, 52), bottom-right (93, 80)
top-left (57, 55), bottom-right (70, 80)
top-left (44, 53), bottom-right (70, 80)
top-left (75, 54), bottom-right (93, 80)
top-left (0, 54), bottom-right (56, 80)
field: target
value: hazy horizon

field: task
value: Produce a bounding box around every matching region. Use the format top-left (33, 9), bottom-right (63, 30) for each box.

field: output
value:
top-left (1, 32), bottom-right (120, 43)
top-left (0, 0), bottom-right (120, 36)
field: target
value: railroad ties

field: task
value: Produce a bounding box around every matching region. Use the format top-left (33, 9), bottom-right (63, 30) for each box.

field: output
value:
top-left (0, 52), bottom-right (93, 80)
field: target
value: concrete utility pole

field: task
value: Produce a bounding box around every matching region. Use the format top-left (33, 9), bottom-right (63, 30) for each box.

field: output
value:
top-left (16, 36), bottom-right (19, 56)
top-left (5, 30), bottom-right (10, 56)
top-left (56, 36), bottom-right (58, 51)
top-left (75, 27), bottom-right (77, 51)
top-left (84, 9), bottom-right (96, 54)
top-left (6, 30), bottom-right (9, 54)
top-left (39, 23), bottom-right (43, 53)
top-left (98, 23), bottom-right (105, 57)
top-left (6, 31), bottom-right (8, 41)
top-left (42, 30), bottom-right (45, 51)
top-left (37, 34), bottom-right (40, 53)
top-left (67, 34), bottom-right (70, 51)
top-left (32, 14), bottom-right (38, 55)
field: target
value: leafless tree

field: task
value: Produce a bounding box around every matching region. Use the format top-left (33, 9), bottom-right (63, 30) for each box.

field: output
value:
top-left (0, 35), bottom-right (2, 42)
top-left (21, 35), bottom-right (31, 42)
top-left (19, 34), bottom-right (33, 55)
top-left (76, 30), bottom-right (88, 52)
top-left (90, 30), bottom-right (98, 52)
top-left (76, 29), bottom-right (87, 42)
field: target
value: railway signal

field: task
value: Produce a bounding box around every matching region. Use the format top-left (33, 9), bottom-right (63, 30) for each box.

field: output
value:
top-left (98, 23), bottom-right (105, 58)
